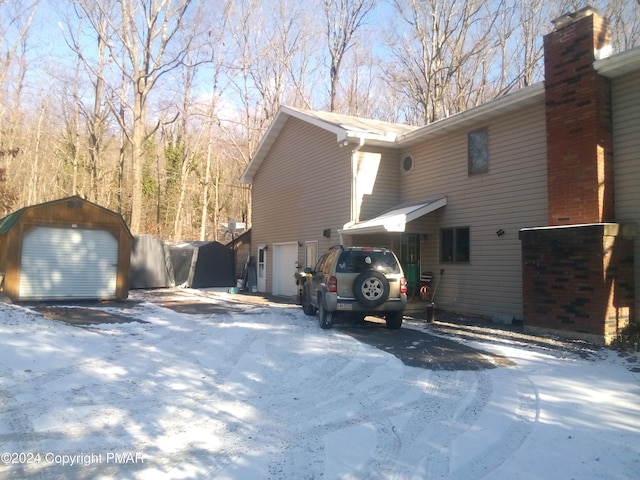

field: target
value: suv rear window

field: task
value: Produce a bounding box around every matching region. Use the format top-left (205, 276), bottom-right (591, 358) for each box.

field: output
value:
top-left (336, 250), bottom-right (400, 274)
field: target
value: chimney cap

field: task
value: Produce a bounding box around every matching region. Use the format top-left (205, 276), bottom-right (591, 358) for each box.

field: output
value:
top-left (552, 6), bottom-right (601, 29)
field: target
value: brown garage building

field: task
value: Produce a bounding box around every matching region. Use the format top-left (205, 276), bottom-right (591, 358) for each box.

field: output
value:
top-left (0, 196), bottom-right (132, 301)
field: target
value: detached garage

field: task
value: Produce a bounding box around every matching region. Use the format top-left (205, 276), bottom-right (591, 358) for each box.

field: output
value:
top-left (0, 196), bottom-right (132, 301)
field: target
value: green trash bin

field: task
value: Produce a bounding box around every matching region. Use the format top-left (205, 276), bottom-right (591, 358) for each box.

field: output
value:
top-left (405, 264), bottom-right (419, 294)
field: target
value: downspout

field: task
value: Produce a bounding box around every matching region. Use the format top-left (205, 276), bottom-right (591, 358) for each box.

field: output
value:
top-left (342, 137), bottom-right (366, 246)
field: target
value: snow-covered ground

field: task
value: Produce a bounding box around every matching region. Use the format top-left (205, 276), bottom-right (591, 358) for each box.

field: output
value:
top-left (1, 289), bottom-right (639, 479)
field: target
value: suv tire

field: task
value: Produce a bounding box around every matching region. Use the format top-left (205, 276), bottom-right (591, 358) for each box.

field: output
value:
top-left (301, 288), bottom-right (317, 316)
top-left (353, 270), bottom-right (390, 308)
top-left (318, 298), bottom-right (334, 329)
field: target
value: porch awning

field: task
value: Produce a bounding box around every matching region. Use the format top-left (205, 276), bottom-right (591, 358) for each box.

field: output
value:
top-left (339, 196), bottom-right (447, 235)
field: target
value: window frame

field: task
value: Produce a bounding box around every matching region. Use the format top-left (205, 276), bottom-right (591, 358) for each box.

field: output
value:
top-left (304, 241), bottom-right (318, 269)
top-left (440, 227), bottom-right (470, 263)
top-left (400, 153), bottom-right (414, 174)
top-left (468, 127), bottom-right (489, 175)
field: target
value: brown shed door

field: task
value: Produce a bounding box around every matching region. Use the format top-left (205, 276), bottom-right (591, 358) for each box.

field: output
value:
top-left (19, 226), bottom-right (118, 300)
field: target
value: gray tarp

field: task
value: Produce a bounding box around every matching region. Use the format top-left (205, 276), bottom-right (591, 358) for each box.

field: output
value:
top-left (169, 241), bottom-right (234, 288)
top-left (129, 235), bottom-right (175, 289)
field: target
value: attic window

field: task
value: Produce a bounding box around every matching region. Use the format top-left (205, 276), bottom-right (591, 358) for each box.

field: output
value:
top-left (67, 200), bottom-right (83, 209)
top-left (401, 154), bottom-right (414, 174)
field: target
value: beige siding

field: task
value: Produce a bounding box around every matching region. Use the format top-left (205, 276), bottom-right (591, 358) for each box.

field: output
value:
top-left (612, 71), bottom-right (640, 318)
top-left (355, 147), bottom-right (401, 221)
top-left (400, 101), bottom-right (548, 320)
top-left (251, 117), bottom-right (352, 293)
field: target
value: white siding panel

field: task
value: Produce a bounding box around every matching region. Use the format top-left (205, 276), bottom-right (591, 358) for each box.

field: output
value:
top-left (20, 227), bottom-right (118, 300)
top-left (356, 147), bottom-right (401, 221)
top-left (613, 71), bottom-right (640, 317)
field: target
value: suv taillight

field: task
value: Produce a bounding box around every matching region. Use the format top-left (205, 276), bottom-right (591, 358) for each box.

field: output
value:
top-left (400, 277), bottom-right (407, 294)
top-left (327, 275), bottom-right (338, 293)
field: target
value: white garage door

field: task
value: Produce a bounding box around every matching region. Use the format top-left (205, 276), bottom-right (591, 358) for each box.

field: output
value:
top-left (273, 243), bottom-right (298, 297)
top-left (20, 226), bottom-right (118, 300)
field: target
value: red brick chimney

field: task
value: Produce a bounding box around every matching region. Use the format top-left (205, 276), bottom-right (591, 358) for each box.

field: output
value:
top-left (544, 7), bottom-right (614, 225)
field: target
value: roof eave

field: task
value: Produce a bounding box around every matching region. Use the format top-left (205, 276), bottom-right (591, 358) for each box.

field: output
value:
top-left (594, 46), bottom-right (640, 78)
top-left (397, 83), bottom-right (545, 148)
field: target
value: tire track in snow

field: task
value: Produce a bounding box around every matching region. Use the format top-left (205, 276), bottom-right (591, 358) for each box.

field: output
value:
top-left (1, 293), bottom-right (541, 479)
top-left (242, 310), bottom-right (537, 480)
top-left (247, 311), bottom-right (481, 479)
top-left (447, 369), bottom-right (539, 479)
top-left (0, 389), bottom-right (37, 480)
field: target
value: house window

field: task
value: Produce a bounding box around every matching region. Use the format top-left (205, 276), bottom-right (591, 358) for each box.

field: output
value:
top-left (305, 241), bottom-right (318, 269)
top-left (258, 247), bottom-right (266, 278)
top-left (440, 227), bottom-right (470, 263)
top-left (468, 128), bottom-right (489, 175)
top-left (401, 153), bottom-right (414, 174)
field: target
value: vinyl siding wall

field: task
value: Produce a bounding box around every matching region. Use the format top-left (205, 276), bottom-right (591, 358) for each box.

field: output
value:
top-left (399, 101), bottom-right (548, 320)
top-left (251, 117), bottom-right (352, 293)
top-left (354, 147), bottom-right (402, 222)
top-left (612, 71), bottom-right (640, 318)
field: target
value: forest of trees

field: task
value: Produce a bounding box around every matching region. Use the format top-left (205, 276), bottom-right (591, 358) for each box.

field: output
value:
top-left (0, 0), bottom-right (638, 241)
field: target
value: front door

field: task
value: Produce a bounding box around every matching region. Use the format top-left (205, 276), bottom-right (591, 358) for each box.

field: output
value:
top-left (401, 233), bottom-right (420, 295)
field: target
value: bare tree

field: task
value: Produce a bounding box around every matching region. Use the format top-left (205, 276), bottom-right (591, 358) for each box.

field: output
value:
top-left (68, 3), bottom-right (111, 202)
top-left (323, 0), bottom-right (376, 112)
top-left (0, 167), bottom-right (17, 214)
top-left (0, 0), bottom-right (38, 172)
top-left (603, 0), bottom-right (640, 51)
top-left (387, 0), bottom-right (519, 124)
top-left (68, 0), bottom-right (197, 233)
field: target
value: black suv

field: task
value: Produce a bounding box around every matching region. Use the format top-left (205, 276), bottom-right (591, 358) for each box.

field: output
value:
top-left (300, 246), bottom-right (407, 329)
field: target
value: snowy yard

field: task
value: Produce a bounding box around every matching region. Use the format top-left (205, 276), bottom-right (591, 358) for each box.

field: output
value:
top-left (1, 289), bottom-right (639, 479)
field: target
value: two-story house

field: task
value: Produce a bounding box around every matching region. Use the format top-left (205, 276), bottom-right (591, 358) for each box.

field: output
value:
top-left (241, 8), bottom-right (640, 345)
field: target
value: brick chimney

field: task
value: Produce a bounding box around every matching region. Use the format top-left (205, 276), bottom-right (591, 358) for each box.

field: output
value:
top-left (521, 8), bottom-right (635, 345)
top-left (544, 7), bottom-right (614, 225)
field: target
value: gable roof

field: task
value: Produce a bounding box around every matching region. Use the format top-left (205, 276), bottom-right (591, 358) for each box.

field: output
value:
top-left (240, 106), bottom-right (418, 183)
top-left (0, 195), bottom-right (132, 236)
top-left (241, 44), bottom-right (640, 185)
top-left (239, 87), bottom-right (545, 185)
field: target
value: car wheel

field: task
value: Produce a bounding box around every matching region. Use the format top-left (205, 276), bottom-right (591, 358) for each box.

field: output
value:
top-left (318, 298), bottom-right (334, 329)
top-left (301, 288), bottom-right (317, 316)
top-left (385, 311), bottom-right (403, 329)
top-left (353, 270), bottom-right (390, 308)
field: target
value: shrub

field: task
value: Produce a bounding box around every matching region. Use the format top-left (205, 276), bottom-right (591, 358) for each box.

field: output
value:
top-left (611, 322), bottom-right (640, 351)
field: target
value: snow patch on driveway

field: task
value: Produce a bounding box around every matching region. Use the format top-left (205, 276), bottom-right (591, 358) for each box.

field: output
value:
top-left (0, 289), bottom-right (639, 479)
